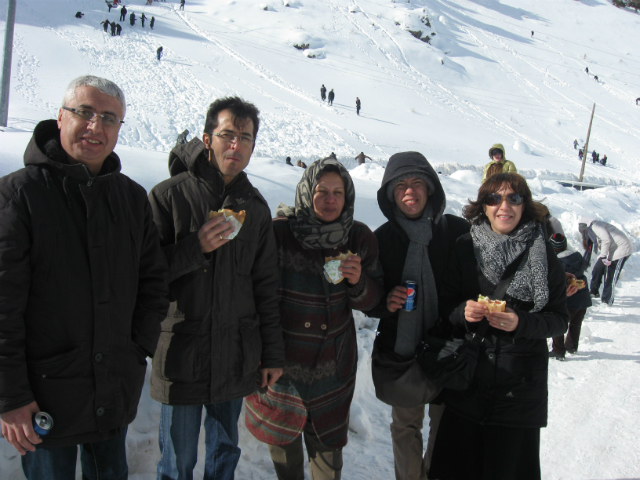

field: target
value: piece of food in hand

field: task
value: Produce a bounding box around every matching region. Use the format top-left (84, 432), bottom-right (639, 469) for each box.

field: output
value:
top-left (477, 294), bottom-right (506, 313)
top-left (567, 277), bottom-right (586, 289)
top-left (209, 209), bottom-right (246, 240)
top-left (324, 250), bottom-right (355, 284)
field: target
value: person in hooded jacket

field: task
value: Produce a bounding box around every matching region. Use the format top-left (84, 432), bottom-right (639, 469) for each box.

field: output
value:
top-left (245, 157), bottom-right (384, 480)
top-left (148, 96), bottom-right (285, 480)
top-left (429, 173), bottom-right (569, 480)
top-left (0, 75), bottom-right (169, 478)
top-left (364, 152), bottom-right (470, 480)
top-left (548, 233), bottom-right (592, 360)
top-left (482, 144), bottom-right (517, 183)
top-left (579, 217), bottom-right (632, 306)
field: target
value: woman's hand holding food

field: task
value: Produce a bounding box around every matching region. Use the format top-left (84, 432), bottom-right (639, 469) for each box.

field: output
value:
top-left (487, 308), bottom-right (519, 332)
top-left (464, 300), bottom-right (488, 323)
top-left (340, 255), bottom-right (362, 286)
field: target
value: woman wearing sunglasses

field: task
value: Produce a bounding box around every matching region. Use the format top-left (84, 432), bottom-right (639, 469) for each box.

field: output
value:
top-left (429, 173), bottom-right (569, 480)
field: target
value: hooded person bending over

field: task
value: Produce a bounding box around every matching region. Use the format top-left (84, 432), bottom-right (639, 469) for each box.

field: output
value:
top-left (482, 143), bottom-right (517, 183)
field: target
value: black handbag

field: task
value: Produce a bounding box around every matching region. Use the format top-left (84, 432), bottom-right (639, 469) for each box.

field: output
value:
top-left (416, 253), bottom-right (525, 391)
top-left (371, 338), bottom-right (442, 408)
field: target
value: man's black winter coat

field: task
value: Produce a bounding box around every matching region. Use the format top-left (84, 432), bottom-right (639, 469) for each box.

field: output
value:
top-left (0, 120), bottom-right (169, 447)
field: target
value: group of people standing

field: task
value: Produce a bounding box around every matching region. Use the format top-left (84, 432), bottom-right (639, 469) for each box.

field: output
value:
top-left (0, 75), bottom-right (633, 480)
top-left (95, 5), bottom-right (156, 37)
top-left (576, 143), bottom-right (608, 166)
top-left (319, 85), bottom-right (362, 115)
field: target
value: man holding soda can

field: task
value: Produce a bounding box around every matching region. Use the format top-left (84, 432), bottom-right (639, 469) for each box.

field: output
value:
top-left (365, 152), bottom-right (469, 480)
top-left (0, 75), bottom-right (169, 478)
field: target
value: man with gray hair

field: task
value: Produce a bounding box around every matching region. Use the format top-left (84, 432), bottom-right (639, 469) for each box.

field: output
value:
top-left (0, 75), bottom-right (169, 478)
top-left (365, 152), bottom-right (469, 480)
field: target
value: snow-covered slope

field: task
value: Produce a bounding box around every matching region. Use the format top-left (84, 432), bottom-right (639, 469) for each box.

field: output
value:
top-left (1, 0), bottom-right (640, 478)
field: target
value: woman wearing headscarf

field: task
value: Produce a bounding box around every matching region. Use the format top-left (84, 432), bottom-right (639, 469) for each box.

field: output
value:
top-left (482, 143), bottom-right (517, 183)
top-left (429, 173), bottom-right (568, 480)
top-left (245, 157), bottom-right (384, 480)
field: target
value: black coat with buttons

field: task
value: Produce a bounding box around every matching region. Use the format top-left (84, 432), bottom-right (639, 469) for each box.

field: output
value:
top-left (0, 120), bottom-right (169, 447)
top-left (439, 233), bottom-right (568, 428)
top-left (148, 138), bottom-right (285, 405)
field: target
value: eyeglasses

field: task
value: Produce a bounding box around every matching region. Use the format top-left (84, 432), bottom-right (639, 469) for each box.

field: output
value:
top-left (483, 192), bottom-right (524, 206)
top-left (62, 107), bottom-right (124, 127)
top-left (212, 132), bottom-right (254, 146)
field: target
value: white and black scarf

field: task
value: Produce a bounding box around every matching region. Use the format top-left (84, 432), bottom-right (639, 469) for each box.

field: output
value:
top-left (471, 221), bottom-right (549, 313)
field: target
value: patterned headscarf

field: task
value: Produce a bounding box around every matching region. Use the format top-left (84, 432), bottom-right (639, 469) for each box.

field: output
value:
top-left (276, 157), bottom-right (355, 250)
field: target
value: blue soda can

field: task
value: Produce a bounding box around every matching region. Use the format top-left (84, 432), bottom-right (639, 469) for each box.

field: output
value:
top-left (403, 280), bottom-right (417, 311)
top-left (32, 412), bottom-right (54, 436)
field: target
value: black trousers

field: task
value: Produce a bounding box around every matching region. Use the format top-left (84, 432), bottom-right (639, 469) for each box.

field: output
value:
top-left (429, 409), bottom-right (541, 480)
top-left (552, 308), bottom-right (586, 353)
top-left (591, 256), bottom-right (628, 305)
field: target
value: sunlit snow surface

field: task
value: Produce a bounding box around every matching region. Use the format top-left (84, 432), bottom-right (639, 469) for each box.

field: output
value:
top-left (1, 0), bottom-right (640, 478)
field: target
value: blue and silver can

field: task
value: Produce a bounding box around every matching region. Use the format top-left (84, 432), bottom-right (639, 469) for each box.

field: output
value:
top-left (32, 412), bottom-right (54, 436)
top-left (403, 280), bottom-right (417, 311)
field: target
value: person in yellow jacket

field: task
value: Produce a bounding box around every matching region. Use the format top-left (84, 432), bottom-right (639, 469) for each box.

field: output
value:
top-left (482, 143), bottom-right (517, 182)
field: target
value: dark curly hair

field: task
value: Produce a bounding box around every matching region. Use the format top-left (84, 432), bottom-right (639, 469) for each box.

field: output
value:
top-left (463, 173), bottom-right (548, 226)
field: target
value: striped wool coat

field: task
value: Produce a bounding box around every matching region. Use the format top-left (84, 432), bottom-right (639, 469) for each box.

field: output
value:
top-left (245, 218), bottom-right (384, 448)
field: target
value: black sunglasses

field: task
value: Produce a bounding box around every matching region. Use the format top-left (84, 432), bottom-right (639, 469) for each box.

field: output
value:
top-left (483, 192), bottom-right (524, 206)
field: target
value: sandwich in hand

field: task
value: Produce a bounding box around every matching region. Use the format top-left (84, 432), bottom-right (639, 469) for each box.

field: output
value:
top-left (477, 294), bottom-right (506, 313)
top-left (209, 209), bottom-right (246, 240)
top-left (324, 251), bottom-right (355, 284)
top-left (567, 277), bottom-right (586, 289)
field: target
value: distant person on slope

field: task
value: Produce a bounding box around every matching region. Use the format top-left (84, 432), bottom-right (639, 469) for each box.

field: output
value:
top-left (355, 152), bottom-right (371, 165)
top-left (141, 13), bottom-right (146, 28)
top-left (580, 218), bottom-right (632, 306)
top-left (591, 150), bottom-right (597, 164)
top-left (175, 129), bottom-right (189, 145)
top-left (579, 148), bottom-right (583, 161)
top-left (481, 143), bottom-right (517, 183)
top-left (356, 97), bottom-right (361, 115)
top-left (157, 46), bottom-right (163, 61)
top-left (75, 11), bottom-right (84, 18)
top-left (328, 88), bottom-right (335, 106)
top-left (180, 0), bottom-right (185, 10)
top-left (573, 139), bottom-right (578, 149)
top-left (116, 23), bottom-right (122, 35)
top-left (285, 156), bottom-right (293, 166)
top-left (150, 16), bottom-right (155, 29)
top-left (321, 84), bottom-right (326, 102)
top-left (110, 21), bottom-right (117, 36)
top-left (120, 5), bottom-right (127, 21)
top-left (601, 155), bottom-right (607, 166)
top-left (129, 12), bottom-right (136, 27)
top-left (101, 19), bottom-right (110, 33)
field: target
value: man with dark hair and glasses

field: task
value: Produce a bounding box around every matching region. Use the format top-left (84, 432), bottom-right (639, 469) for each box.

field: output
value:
top-left (148, 96), bottom-right (284, 479)
top-left (0, 75), bottom-right (169, 478)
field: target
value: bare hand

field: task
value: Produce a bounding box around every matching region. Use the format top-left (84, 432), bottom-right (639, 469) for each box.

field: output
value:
top-left (565, 273), bottom-right (578, 297)
top-left (198, 215), bottom-right (235, 253)
top-left (340, 255), bottom-right (362, 286)
top-left (464, 300), bottom-right (487, 323)
top-left (0, 401), bottom-right (42, 455)
top-left (487, 308), bottom-right (519, 332)
top-left (261, 368), bottom-right (283, 388)
top-left (387, 286), bottom-right (407, 313)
